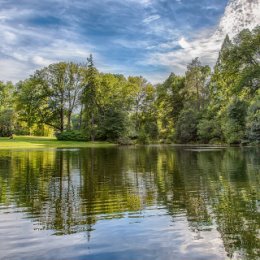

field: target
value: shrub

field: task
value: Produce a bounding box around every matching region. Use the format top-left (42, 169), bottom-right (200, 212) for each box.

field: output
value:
top-left (0, 109), bottom-right (15, 137)
top-left (175, 108), bottom-right (199, 143)
top-left (137, 129), bottom-right (150, 144)
top-left (222, 99), bottom-right (247, 144)
top-left (97, 108), bottom-right (127, 141)
top-left (55, 130), bottom-right (88, 141)
top-left (117, 137), bottom-right (134, 145)
top-left (245, 90), bottom-right (260, 143)
top-left (144, 121), bottom-right (158, 140)
top-left (223, 120), bottom-right (245, 144)
top-left (197, 118), bottom-right (222, 143)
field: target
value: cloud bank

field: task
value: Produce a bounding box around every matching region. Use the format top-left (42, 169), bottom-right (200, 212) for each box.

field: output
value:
top-left (0, 0), bottom-right (228, 83)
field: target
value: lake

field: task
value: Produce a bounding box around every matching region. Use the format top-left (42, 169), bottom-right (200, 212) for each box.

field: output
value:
top-left (0, 146), bottom-right (259, 260)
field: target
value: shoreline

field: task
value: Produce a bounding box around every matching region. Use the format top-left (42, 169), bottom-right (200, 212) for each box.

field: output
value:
top-left (0, 136), bottom-right (115, 149)
top-left (0, 136), bottom-right (258, 149)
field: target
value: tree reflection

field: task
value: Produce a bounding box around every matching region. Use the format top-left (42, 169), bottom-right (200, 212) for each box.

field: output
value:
top-left (0, 147), bottom-right (259, 259)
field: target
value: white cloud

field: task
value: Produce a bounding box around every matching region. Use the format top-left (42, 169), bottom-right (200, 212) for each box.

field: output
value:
top-left (0, 7), bottom-right (35, 22)
top-left (178, 37), bottom-right (190, 49)
top-left (32, 56), bottom-right (56, 67)
top-left (143, 15), bottom-right (160, 24)
top-left (146, 33), bottom-right (223, 75)
top-left (0, 58), bottom-right (34, 83)
top-left (0, 8), bottom-right (95, 82)
top-left (12, 52), bottom-right (29, 62)
top-left (1, 0), bottom-right (250, 84)
top-left (2, 31), bottom-right (17, 43)
top-left (131, 0), bottom-right (153, 6)
top-left (113, 39), bottom-right (149, 49)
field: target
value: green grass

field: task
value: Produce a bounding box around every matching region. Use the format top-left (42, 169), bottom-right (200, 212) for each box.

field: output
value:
top-left (0, 135), bottom-right (116, 149)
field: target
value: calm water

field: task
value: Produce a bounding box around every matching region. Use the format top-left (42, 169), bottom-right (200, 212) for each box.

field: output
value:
top-left (0, 146), bottom-right (259, 260)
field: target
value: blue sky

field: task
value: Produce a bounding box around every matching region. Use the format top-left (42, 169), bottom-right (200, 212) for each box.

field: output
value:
top-left (0, 0), bottom-right (228, 83)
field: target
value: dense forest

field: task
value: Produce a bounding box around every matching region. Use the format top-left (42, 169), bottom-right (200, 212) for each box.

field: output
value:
top-left (0, 27), bottom-right (259, 144)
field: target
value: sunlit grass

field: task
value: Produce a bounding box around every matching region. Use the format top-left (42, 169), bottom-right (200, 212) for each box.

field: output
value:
top-left (0, 135), bottom-right (116, 149)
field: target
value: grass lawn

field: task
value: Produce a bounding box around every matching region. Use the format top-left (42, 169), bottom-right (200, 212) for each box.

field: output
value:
top-left (0, 136), bottom-right (116, 149)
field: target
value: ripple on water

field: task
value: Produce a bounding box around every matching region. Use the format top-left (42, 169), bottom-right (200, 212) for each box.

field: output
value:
top-left (0, 146), bottom-right (259, 260)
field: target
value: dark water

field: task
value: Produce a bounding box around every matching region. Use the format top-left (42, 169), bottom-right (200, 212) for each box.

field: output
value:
top-left (0, 146), bottom-right (259, 260)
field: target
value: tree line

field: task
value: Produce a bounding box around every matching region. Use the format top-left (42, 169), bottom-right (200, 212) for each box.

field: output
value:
top-left (0, 27), bottom-right (259, 144)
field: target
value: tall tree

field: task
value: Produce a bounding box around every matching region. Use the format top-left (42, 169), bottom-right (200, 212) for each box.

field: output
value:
top-left (127, 76), bottom-right (154, 134)
top-left (0, 81), bottom-right (15, 136)
top-left (185, 58), bottom-right (211, 111)
top-left (82, 54), bottom-right (100, 141)
top-left (15, 78), bottom-right (44, 135)
top-left (17, 62), bottom-right (83, 133)
top-left (156, 73), bottom-right (186, 140)
top-left (0, 81), bottom-right (14, 110)
top-left (66, 62), bottom-right (83, 130)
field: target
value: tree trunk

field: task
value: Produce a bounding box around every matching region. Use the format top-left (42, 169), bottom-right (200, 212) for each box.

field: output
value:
top-left (196, 82), bottom-right (200, 112)
top-left (67, 111), bottom-right (71, 130)
top-left (61, 108), bottom-right (64, 132)
top-left (91, 111), bottom-right (95, 141)
top-left (79, 105), bottom-right (83, 130)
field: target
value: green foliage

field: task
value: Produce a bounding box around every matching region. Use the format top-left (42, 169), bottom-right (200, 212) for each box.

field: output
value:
top-left (197, 117), bottom-right (222, 143)
top-left (0, 27), bottom-right (259, 145)
top-left (143, 121), bottom-right (158, 140)
top-left (32, 62), bottom-right (83, 132)
top-left (207, 27), bottom-right (259, 145)
top-left (15, 78), bottom-right (44, 134)
top-left (137, 128), bottom-right (150, 144)
top-left (157, 73), bottom-right (185, 139)
top-left (222, 99), bottom-right (247, 144)
top-left (0, 81), bottom-right (14, 110)
top-left (128, 76), bottom-right (157, 138)
top-left (175, 108), bottom-right (199, 143)
top-left (117, 137), bottom-right (133, 145)
top-left (0, 109), bottom-right (15, 137)
top-left (56, 130), bottom-right (88, 141)
top-left (0, 82), bottom-right (15, 136)
top-left (185, 58), bottom-right (211, 111)
top-left (246, 90), bottom-right (260, 143)
top-left (97, 108), bottom-right (127, 141)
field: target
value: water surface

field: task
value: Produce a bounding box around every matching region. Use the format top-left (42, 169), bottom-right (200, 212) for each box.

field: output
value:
top-left (0, 146), bottom-right (259, 260)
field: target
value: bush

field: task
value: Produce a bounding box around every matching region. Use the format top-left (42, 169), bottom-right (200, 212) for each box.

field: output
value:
top-left (137, 129), bottom-right (150, 144)
top-left (144, 121), bottom-right (158, 140)
top-left (223, 119), bottom-right (245, 144)
top-left (159, 138), bottom-right (172, 144)
top-left (0, 109), bottom-right (15, 137)
top-left (56, 130), bottom-right (88, 141)
top-left (197, 118), bottom-right (222, 143)
top-left (97, 108), bottom-right (127, 141)
top-left (245, 91), bottom-right (260, 143)
top-left (222, 99), bottom-right (247, 144)
top-left (175, 108), bottom-right (199, 143)
top-left (117, 137), bottom-right (134, 145)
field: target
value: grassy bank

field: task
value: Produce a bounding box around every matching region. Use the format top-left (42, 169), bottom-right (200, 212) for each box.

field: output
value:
top-left (0, 136), bottom-right (116, 149)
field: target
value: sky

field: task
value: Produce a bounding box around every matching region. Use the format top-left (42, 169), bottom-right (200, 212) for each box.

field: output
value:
top-left (0, 0), bottom-right (229, 83)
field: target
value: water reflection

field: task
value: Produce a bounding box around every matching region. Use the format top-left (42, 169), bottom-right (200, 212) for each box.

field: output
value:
top-left (0, 146), bottom-right (259, 260)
